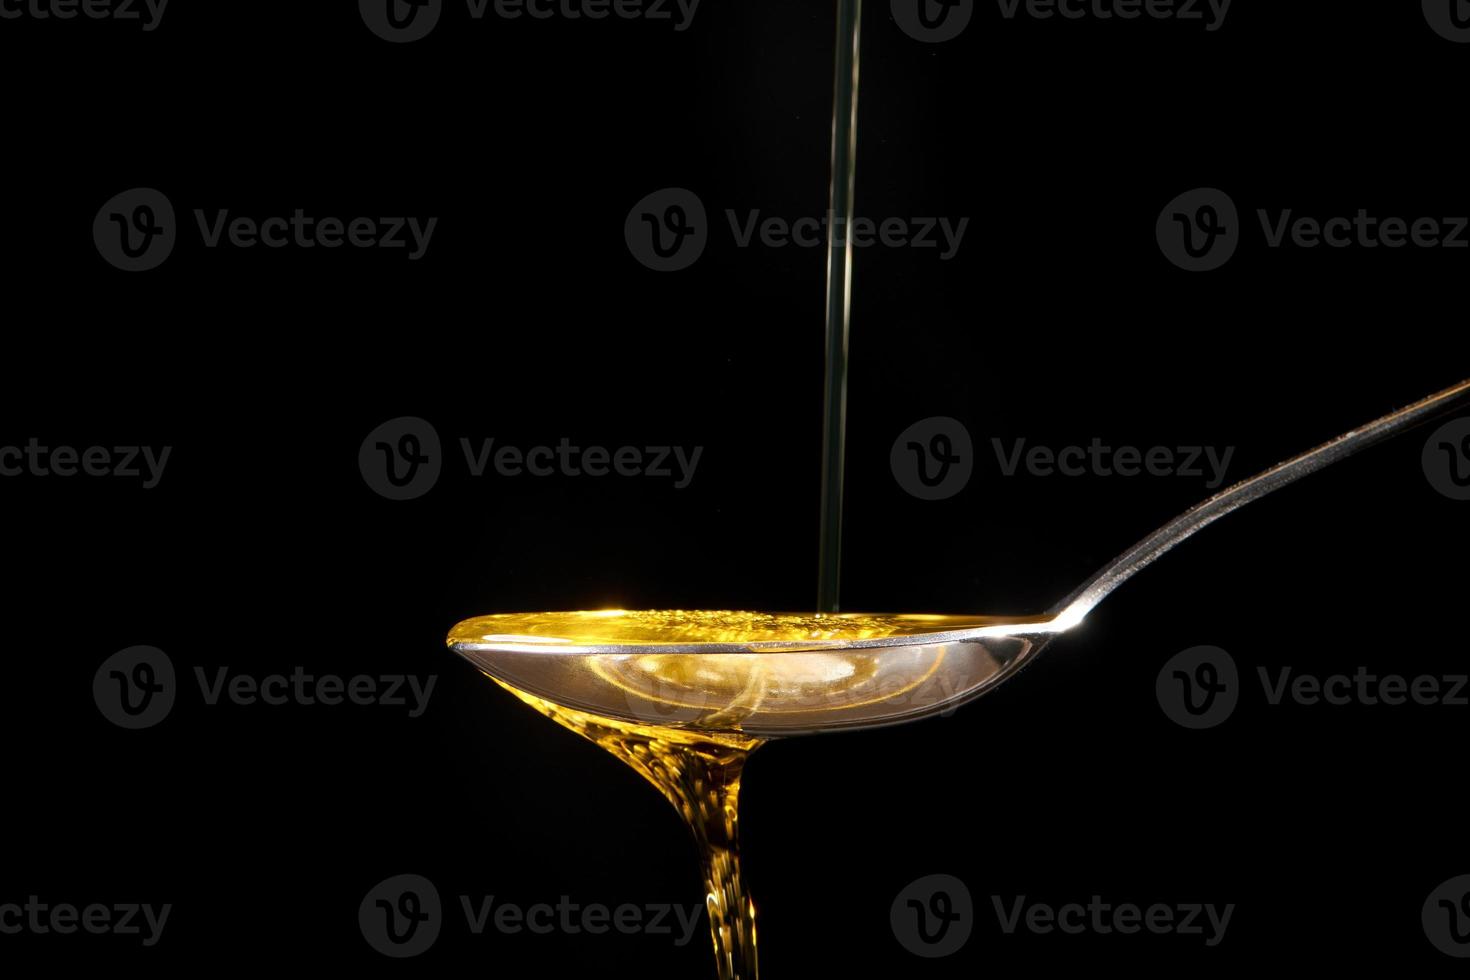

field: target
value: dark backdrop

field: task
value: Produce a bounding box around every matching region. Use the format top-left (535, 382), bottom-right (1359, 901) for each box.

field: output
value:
top-left (2, 1), bottom-right (1468, 976)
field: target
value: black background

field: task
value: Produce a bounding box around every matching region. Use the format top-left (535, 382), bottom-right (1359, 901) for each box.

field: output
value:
top-left (2, 0), bottom-right (1468, 975)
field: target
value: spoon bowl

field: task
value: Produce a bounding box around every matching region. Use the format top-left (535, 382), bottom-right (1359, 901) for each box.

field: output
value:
top-left (449, 610), bottom-right (1057, 736)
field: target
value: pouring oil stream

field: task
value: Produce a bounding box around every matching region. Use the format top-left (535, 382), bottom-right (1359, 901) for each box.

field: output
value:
top-left (818, 0), bottom-right (863, 614)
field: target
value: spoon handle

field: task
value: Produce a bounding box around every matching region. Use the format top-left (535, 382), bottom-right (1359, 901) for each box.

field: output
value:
top-left (1048, 378), bottom-right (1470, 628)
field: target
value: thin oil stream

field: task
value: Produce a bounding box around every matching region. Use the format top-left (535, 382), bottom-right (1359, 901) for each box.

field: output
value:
top-left (818, 0), bottom-right (863, 615)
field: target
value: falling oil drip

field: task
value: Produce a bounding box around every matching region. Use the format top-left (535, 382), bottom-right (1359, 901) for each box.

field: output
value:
top-left (457, 608), bottom-right (1020, 979)
top-left (818, 0), bottom-right (863, 615)
top-left (495, 680), bottom-right (764, 980)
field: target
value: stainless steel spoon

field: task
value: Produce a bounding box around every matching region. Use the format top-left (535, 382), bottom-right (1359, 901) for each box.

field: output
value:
top-left (449, 378), bottom-right (1470, 735)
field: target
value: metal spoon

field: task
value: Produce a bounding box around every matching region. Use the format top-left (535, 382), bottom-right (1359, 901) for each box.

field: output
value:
top-left (450, 378), bottom-right (1470, 735)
